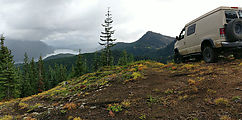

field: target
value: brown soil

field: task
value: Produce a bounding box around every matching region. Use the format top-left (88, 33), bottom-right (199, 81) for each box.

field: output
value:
top-left (1, 59), bottom-right (242, 120)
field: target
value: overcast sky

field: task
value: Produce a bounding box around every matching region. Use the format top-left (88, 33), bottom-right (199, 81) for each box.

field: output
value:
top-left (0, 0), bottom-right (241, 52)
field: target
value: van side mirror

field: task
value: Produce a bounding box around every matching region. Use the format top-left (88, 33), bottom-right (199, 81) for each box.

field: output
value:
top-left (176, 36), bottom-right (179, 40)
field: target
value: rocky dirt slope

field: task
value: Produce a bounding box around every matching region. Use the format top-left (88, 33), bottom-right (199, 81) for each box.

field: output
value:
top-left (0, 59), bottom-right (241, 120)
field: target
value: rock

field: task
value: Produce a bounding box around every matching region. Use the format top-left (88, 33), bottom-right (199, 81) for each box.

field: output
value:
top-left (63, 81), bottom-right (68, 85)
top-left (80, 105), bottom-right (85, 109)
top-left (90, 106), bottom-right (97, 109)
top-left (77, 99), bottom-right (87, 103)
top-left (48, 108), bottom-right (53, 114)
top-left (69, 97), bottom-right (73, 102)
top-left (82, 102), bottom-right (87, 105)
top-left (32, 112), bottom-right (39, 116)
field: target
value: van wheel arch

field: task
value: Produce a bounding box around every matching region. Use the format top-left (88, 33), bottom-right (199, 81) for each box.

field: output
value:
top-left (201, 39), bottom-right (215, 52)
top-left (201, 40), bottom-right (218, 63)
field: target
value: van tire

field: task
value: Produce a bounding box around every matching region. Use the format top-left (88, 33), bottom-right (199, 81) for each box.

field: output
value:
top-left (174, 52), bottom-right (183, 64)
top-left (234, 52), bottom-right (242, 59)
top-left (226, 19), bottom-right (242, 41)
top-left (202, 46), bottom-right (218, 63)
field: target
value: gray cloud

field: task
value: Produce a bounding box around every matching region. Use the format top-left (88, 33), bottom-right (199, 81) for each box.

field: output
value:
top-left (0, 0), bottom-right (109, 52)
top-left (1, 0), bottom-right (239, 53)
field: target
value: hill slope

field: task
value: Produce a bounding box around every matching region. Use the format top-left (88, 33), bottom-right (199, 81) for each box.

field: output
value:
top-left (0, 59), bottom-right (241, 119)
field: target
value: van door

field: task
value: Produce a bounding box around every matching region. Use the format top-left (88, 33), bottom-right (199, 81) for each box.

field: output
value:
top-left (185, 24), bottom-right (198, 54)
top-left (177, 28), bottom-right (188, 55)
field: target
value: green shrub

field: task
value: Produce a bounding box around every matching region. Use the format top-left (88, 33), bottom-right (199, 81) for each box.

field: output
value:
top-left (107, 104), bottom-right (123, 112)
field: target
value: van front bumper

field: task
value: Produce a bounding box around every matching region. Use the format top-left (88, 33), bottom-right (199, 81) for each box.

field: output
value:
top-left (221, 41), bottom-right (242, 48)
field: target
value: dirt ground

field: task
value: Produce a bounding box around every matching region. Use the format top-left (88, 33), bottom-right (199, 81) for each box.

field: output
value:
top-left (1, 59), bottom-right (242, 120)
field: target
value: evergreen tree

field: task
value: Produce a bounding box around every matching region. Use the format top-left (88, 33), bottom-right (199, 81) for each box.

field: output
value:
top-left (118, 50), bottom-right (128, 66)
top-left (45, 65), bottom-right (52, 90)
top-left (74, 50), bottom-right (86, 77)
top-left (29, 57), bottom-right (38, 94)
top-left (59, 64), bottom-right (67, 83)
top-left (128, 54), bottom-right (134, 63)
top-left (53, 64), bottom-right (60, 86)
top-left (100, 51), bottom-right (107, 67)
top-left (68, 64), bottom-right (75, 79)
top-left (0, 34), bottom-right (20, 100)
top-left (99, 7), bottom-right (116, 66)
top-left (37, 56), bottom-right (45, 93)
top-left (92, 52), bottom-right (100, 71)
top-left (118, 51), bottom-right (134, 66)
top-left (47, 65), bottom-right (54, 88)
top-left (21, 53), bottom-right (32, 97)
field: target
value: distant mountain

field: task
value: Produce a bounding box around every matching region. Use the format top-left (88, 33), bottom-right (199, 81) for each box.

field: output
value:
top-left (5, 40), bottom-right (54, 62)
top-left (43, 31), bottom-right (176, 71)
top-left (112, 31), bottom-right (175, 57)
top-left (18, 31), bottom-right (175, 73)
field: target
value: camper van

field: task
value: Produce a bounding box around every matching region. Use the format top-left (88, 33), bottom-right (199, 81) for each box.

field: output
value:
top-left (174, 6), bottom-right (242, 63)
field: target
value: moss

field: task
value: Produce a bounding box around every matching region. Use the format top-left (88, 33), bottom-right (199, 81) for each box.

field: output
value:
top-left (27, 103), bottom-right (43, 112)
top-left (18, 102), bottom-right (29, 109)
top-left (0, 115), bottom-right (13, 120)
top-left (132, 72), bottom-right (142, 80)
top-left (214, 98), bottom-right (229, 106)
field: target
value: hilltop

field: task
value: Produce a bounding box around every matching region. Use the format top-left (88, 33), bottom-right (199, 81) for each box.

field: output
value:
top-left (0, 59), bottom-right (241, 120)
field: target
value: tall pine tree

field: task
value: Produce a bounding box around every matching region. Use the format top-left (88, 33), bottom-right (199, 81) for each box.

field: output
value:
top-left (99, 7), bottom-right (116, 66)
top-left (21, 52), bottom-right (32, 97)
top-left (118, 50), bottom-right (128, 66)
top-left (29, 57), bottom-right (38, 94)
top-left (37, 56), bottom-right (45, 93)
top-left (74, 50), bottom-right (87, 77)
top-left (92, 52), bottom-right (100, 71)
top-left (0, 34), bottom-right (20, 100)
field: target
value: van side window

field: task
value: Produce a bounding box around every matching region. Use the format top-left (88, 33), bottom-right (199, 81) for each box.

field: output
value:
top-left (225, 10), bottom-right (238, 23)
top-left (187, 24), bottom-right (196, 36)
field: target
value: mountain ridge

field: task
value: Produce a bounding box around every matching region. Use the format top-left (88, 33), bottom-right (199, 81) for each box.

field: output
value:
top-left (112, 31), bottom-right (175, 57)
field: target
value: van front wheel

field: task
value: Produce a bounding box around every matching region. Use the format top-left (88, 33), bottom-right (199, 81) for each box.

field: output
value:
top-left (174, 52), bottom-right (183, 64)
top-left (202, 46), bottom-right (217, 63)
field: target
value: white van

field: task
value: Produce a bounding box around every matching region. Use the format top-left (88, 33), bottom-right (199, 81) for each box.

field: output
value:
top-left (174, 6), bottom-right (242, 63)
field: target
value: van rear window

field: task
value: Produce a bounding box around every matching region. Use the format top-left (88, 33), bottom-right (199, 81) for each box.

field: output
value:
top-left (225, 10), bottom-right (238, 23)
top-left (238, 10), bottom-right (242, 18)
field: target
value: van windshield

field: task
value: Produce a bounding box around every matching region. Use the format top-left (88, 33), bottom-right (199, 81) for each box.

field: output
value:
top-left (225, 10), bottom-right (238, 23)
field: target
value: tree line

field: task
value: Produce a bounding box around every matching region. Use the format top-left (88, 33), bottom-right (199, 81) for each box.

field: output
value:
top-left (0, 35), bottom-right (133, 101)
top-left (0, 35), bottom-right (71, 99)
